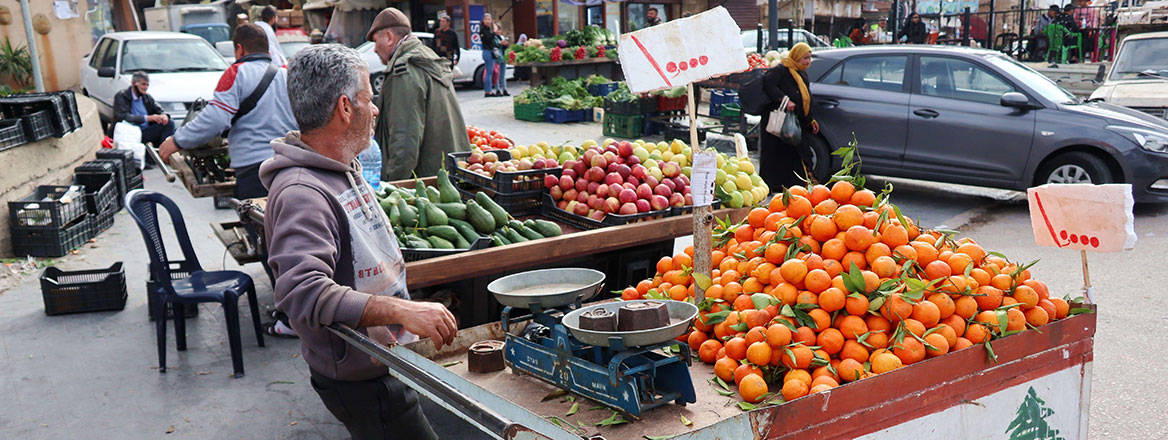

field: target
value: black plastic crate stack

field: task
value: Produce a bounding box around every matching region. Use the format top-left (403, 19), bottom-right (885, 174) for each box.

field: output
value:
top-left (8, 185), bottom-right (90, 257)
top-left (0, 92), bottom-right (82, 139)
top-left (446, 150), bottom-right (561, 216)
top-left (0, 118), bottom-right (27, 152)
top-left (74, 161), bottom-right (120, 237)
top-left (97, 148), bottom-right (143, 193)
top-left (40, 262), bottom-right (127, 315)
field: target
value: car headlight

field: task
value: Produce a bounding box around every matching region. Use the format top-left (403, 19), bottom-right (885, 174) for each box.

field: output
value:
top-left (159, 102), bottom-right (187, 114)
top-left (1107, 126), bottom-right (1168, 153)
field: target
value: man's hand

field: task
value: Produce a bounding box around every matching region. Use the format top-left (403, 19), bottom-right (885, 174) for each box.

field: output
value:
top-left (361, 296), bottom-right (458, 350)
top-left (158, 137), bottom-right (179, 163)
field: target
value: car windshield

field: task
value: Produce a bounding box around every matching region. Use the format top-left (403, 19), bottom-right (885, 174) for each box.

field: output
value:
top-left (281, 41), bottom-right (310, 58)
top-left (982, 53), bottom-right (1077, 105)
top-left (1110, 38), bottom-right (1168, 80)
top-left (183, 26), bottom-right (230, 44)
top-left (121, 39), bottom-right (227, 73)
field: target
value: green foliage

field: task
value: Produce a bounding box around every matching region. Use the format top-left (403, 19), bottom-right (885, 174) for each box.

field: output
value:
top-left (0, 37), bottom-right (32, 89)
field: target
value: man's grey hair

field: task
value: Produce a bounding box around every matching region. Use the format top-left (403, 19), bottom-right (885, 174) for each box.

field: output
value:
top-left (131, 71), bottom-right (149, 84)
top-left (286, 44), bottom-right (368, 133)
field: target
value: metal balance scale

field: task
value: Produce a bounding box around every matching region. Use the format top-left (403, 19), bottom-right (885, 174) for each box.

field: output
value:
top-left (487, 268), bottom-right (700, 418)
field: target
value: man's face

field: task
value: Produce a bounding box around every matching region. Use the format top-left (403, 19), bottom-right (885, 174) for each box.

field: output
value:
top-left (439, 18), bottom-right (449, 30)
top-left (373, 29), bottom-right (400, 65)
top-left (133, 79), bottom-right (149, 95)
top-left (1049, 9), bottom-right (1058, 17)
top-left (345, 73), bottom-right (379, 157)
top-left (647, 9), bottom-right (657, 20)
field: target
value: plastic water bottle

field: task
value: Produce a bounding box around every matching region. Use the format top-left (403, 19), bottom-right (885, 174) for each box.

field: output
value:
top-left (359, 138), bottom-right (382, 190)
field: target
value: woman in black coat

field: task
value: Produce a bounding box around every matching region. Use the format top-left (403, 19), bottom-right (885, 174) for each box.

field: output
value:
top-left (759, 42), bottom-right (819, 191)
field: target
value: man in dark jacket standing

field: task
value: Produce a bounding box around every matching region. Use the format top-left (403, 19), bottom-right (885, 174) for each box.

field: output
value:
top-left (367, 8), bottom-right (471, 181)
top-left (899, 13), bottom-right (928, 44)
top-left (113, 71), bottom-right (175, 147)
top-left (262, 44), bottom-right (455, 440)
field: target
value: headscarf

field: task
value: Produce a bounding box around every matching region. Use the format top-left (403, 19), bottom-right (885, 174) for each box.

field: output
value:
top-left (780, 43), bottom-right (812, 116)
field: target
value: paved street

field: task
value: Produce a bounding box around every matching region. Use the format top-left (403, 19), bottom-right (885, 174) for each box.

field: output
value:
top-left (0, 85), bottom-right (1164, 439)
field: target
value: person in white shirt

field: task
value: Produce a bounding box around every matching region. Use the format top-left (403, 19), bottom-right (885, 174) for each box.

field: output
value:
top-left (255, 6), bottom-right (288, 67)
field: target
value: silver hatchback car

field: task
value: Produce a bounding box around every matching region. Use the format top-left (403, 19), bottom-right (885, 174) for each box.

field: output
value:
top-left (798, 46), bottom-right (1168, 203)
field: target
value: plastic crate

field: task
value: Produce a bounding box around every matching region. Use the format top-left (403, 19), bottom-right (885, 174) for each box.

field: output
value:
top-left (657, 95), bottom-right (688, 112)
top-left (640, 96), bottom-right (658, 114)
top-left (456, 183), bottom-right (543, 217)
top-left (514, 101), bottom-right (548, 122)
top-left (74, 161), bottom-right (119, 215)
top-left (603, 113), bottom-right (643, 139)
top-left (91, 158), bottom-right (128, 208)
top-left (10, 215), bottom-right (90, 257)
top-left (710, 89), bottom-right (740, 117)
top-left (8, 185), bottom-right (88, 229)
top-left (21, 109), bottom-right (54, 141)
top-left (39, 262), bottom-right (127, 316)
top-left (401, 236), bottom-right (490, 262)
top-left (128, 173), bottom-right (144, 191)
top-left (587, 82), bottom-right (619, 97)
top-left (544, 107), bottom-right (586, 124)
top-left (0, 93), bottom-right (73, 137)
top-left (603, 98), bottom-right (643, 115)
top-left (0, 118), bottom-right (26, 152)
top-left (540, 193), bottom-right (671, 230)
top-left (97, 148), bottom-right (137, 177)
top-left (147, 261), bottom-right (199, 321)
top-left (446, 150), bottom-right (562, 194)
top-left (88, 208), bottom-right (115, 237)
top-left (662, 124), bottom-right (707, 144)
top-left (643, 116), bottom-right (664, 136)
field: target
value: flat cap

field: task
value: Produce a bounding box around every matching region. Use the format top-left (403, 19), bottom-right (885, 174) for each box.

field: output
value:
top-left (367, 8), bottom-right (411, 42)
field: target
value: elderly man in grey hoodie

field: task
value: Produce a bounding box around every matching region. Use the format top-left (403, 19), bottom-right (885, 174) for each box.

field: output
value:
top-left (260, 44), bottom-right (455, 440)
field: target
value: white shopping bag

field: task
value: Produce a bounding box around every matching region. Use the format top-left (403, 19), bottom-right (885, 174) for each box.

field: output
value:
top-left (112, 122), bottom-right (146, 171)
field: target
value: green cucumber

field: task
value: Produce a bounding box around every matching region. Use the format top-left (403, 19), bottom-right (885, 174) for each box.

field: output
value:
top-left (436, 168), bottom-right (460, 203)
top-left (503, 226), bottom-right (528, 243)
top-left (448, 219), bottom-right (482, 243)
top-left (424, 201), bottom-right (448, 226)
top-left (454, 235), bottom-right (471, 249)
top-left (509, 220), bottom-right (542, 240)
top-left (426, 235), bottom-right (455, 249)
top-left (396, 199), bottom-right (417, 227)
top-left (475, 192), bottom-right (509, 226)
top-left (426, 225), bottom-right (461, 243)
top-left (530, 219), bottom-right (563, 237)
top-left (490, 234), bottom-right (509, 247)
top-left (434, 202), bottom-right (467, 220)
top-left (405, 234), bottom-right (431, 248)
top-left (426, 186), bottom-right (442, 203)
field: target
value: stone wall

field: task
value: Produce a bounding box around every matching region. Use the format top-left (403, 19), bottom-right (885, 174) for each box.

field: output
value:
top-left (1, 95), bottom-right (102, 257)
top-left (0, 0), bottom-right (96, 92)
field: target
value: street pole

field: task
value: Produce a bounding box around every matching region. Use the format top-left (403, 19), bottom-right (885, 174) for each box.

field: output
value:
top-left (768, 0), bottom-right (778, 50)
top-left (962, 7), bottom-right (971, 46)
top-left (18, 0), bottom-right (44, 92)
top-left (1017, 0), bottom-right (1027, 59)
top-left (891, 0), bottom-right (900, 42)
top-left (988, 0), bottom-right (996, 49)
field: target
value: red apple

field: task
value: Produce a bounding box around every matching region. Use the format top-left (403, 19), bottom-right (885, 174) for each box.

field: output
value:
top-left (558, 200), bottom-right (569, 210)
top-left (606, 162), bottom-right (620, 174)
top-left (558, 175), bottom-right (574, 191)
top-left (468, 152), bottom-right (483, 164)
top-left (587, 182), bottom-right (600, 194)
top-left (662, 178), bottom-right (676, 192)
top-left (625, 155), bottom-right (641, 166)
top-left (588, 194), bottom-right (603, 210)
top-left (651, 194), bottom-right (670, 211)
top-left (583, 166), bottom-right (603, 182)
top-left (588, 210), bottom-right (606, 221)
top-left (669, 192), bottom-right (685, 207)
top-left (614, 164), bottom-right (631, 180)
top-left (654, 184), bottom-right (672, 198)
top-left (604, 144), bottom-right (619, 155)
top-left (678, 175), bottom-right (690, 186)
top-left (619, 202), bottom-right (638, 215)
top-left (644, 175), bottom-right (660, 188)
top-left (604, 197), bottom-right (620, 213)
top-left (661, 161), bottom-right (681, 178)
top-left (618, 188), bottom-right (637, 204)
top-left (631, 164), bottom-right (649, 181)
top-left (623, 182), bottom-right (636, 190)
top-left (517, 159), bottom-right (533, 170)
top-left (604, 172), bottom-right (624, 186)
top-left (590, 154), bottom-right (608, 170)
top-left (575, 178), bottom-right (589, 192)
top-left (636, 183), bottom-right (654, 200)
top-left (483, 152), bottom-right (498, 163)
top-left (549, 186), bottom-right (563, 200)
top-left (618, 142), bottom-right (634, 158)
top-left (581, 150), bottom-right (597, 166)
top-left (571, 160), bottom-right (587, 177)
top-left (602, 151), bottom-right (618, 165)
top-left (596, 183), bottom-right (610, 198)
top-left (531, 159), bottom-right (546, 169)
top-left (684, 193), bottom-right (694, 205)
top-left (563, 188), bottom-right (578, 202)
top-left (562, 168), bottom-right (576, 179)
top-left (635, 199), bottom-right (651, 212)
top-left (565, 200), bottom-right (578, 213)
top-left (574, 202), bottom-right (590, 216)
top-left (544, 174), bottom-right (560, 189)
top-left (576, 190), bottom-right (590, 203)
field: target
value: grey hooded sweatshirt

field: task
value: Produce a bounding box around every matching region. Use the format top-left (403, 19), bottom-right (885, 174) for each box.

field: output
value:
top-left (260, 132), bottom-right (414, 381)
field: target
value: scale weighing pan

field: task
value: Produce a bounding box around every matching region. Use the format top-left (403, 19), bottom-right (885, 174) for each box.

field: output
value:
top-left (488, 268), bottom-right (606, 309)
top-left (561, 300), bottom-right (699, 347)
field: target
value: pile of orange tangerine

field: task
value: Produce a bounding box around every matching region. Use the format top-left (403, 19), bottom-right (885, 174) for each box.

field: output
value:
top-left (619, 181), bottom-right (1071, 405)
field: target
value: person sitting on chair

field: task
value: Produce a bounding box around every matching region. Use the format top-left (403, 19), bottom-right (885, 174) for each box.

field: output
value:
top-left (113, 71), bottom-right (174, 148)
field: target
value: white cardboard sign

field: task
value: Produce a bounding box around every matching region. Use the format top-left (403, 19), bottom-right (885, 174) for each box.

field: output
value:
top-left (690, 151), bottom-right (718, 207)
top-left (617, 7), bottom-right (748, 93)
top-left (1026, 184), bottom-right (1137, 252)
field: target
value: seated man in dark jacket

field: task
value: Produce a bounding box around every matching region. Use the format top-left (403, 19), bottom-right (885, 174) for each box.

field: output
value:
top-left (113, 71), bottom-right (175, 147)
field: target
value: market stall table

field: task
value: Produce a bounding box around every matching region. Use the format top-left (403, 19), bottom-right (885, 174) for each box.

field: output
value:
top-left (514, 58), bottom-right (624, 88)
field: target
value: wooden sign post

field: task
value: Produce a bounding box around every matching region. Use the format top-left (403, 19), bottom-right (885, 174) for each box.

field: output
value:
top-left (617, 7), bottom-right (748, 302)
top-left (1026, 183), bottom-right (1137, 303)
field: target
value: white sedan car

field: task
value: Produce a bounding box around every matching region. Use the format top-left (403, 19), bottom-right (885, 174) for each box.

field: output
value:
top-left (357, 32), bottom-right (514, 93)
top-left (80, 31), bottom-right (228, 126)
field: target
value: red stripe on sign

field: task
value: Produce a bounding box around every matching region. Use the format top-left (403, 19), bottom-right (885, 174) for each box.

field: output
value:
top-left (630, 35), bottom-right (672, 88)
top-left (1033, 192), bottom-right (1065, 247)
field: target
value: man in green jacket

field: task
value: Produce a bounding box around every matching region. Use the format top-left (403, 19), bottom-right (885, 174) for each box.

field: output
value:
top-left (367, 8), bottom-right (471, 181)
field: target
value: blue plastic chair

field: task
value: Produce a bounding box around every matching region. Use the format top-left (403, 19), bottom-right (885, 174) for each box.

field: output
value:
top-left (125, 190), bottom-right (264, 378)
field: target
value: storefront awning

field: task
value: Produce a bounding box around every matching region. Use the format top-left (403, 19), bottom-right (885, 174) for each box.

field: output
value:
top-left (302, 0), bottom-right (389, 12)
top-left (560, 0), bottom-right (625, 6)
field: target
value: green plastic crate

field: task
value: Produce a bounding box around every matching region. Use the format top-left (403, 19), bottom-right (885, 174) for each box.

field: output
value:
top-left (603, 113), bottom-right (643, 139)
top-left (514, 101), bottom-right (548, 122)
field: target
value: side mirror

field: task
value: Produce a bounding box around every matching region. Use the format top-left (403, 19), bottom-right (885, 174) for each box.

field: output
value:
top-left (1000, 92), bottom-right (1035, 109)
top-left (215, 41), bottom-right (234, 58)
top-left (97, 67), bottom-right (115, 78)
top-left (1093, 64), bottom-right (1106, 83)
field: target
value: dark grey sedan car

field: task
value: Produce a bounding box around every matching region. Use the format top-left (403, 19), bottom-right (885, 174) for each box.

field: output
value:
top-left (798, 46), bottom-right (1168, 202)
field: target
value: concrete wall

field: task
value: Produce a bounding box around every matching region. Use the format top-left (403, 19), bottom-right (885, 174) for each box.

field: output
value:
top-left (1, 95), bottom-right (102, 257)
top-left (0, 0), bottom-right (95, 92)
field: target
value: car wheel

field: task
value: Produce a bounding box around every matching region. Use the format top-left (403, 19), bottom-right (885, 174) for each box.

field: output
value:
top-left (371, 73), bottom-right (385, 95)
top-left (1036, 151), bottom-right (1113, 185)
top-left (472, 65), bottom-right (484, 90)
top-left (804, 135), bottom-right (833, 184)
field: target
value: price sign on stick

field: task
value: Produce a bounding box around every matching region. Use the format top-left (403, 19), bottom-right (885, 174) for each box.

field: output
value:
top-left (618, 7), bottom-right (748, 303)
top-left (690, 151), bottom-right (717, 207)
top-left (1027, 183), bottom-right (1137, 303)
top-left (617, 7), bottom-right (748, 93)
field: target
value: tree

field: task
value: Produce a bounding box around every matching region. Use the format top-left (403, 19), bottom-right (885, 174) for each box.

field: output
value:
top-left (1005, 386), bottom-right (1066, 440)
